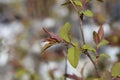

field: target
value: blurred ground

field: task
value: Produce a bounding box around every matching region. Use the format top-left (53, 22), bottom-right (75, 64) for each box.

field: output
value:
top-left (0, 0), bottom-right (120, 80)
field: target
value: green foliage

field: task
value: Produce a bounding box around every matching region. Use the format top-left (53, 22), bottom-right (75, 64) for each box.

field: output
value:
top-left (111, 62), bottom-right (120, 78)
top-left (67, 42), bottom-right (81, 68)
top-left (82, 44), bottom-right (96, 52)
top-left (59, 22), bottom-right (71, 42)
top-left (15, 68), bottom-right (26, 79)
top-left (99, 53), bottom-right (110, 59)
top-left (83, 9), bottom-right (93, 17)
top-left (97, 39), bottom-right (109, 48)
top-left (61, 0), bottom-right (82, 7)
top-left (61, 1), bottom-right (71, 6)
top-left (73, 0), bottom-right (82, 7)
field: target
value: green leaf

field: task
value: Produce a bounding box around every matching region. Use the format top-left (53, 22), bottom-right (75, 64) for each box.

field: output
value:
top-left (59, 22), bottom-right (71, 42)
top-left (82, 44), bottom-right (96, 52)
top-left (111, 62), bottom-right (120, 77)
top-left (67, 42), bottom-right (81, 68)
top-left (73, 0), bottom-right (82, 7)
top-left (97, 39), bottom-right (109, 48)
top-left (83, 9), bottom-right (93, 17)
top-left (16, 69), bottom-right (26, 78)
top-left (61, 1), bottom-right (71, 6)
top-left (99, 53), bottom-right (110, 59)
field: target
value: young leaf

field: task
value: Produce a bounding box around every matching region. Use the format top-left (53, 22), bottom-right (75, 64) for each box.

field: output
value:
top-left (59, 22), bottom-right (71, 42)
top-left (61, 1), bottom-right (71, 6)
top-left (98, 25), bottom-right (104, 41)
top-left (73, 0), bottom-right (82, 7)
top-left (83, 9), bottom-right (93, 17)
top-left (82, 44), bottom-right (96, 52)
top-left (111, 62), bottom-right (120, 78)
top-left (43, 28), bottom-right (62, 42)
top-left (99, 53), bottom-right (110, 59)
top-left (41, 43), bottom-right (53, 54)
top-left (97, 39), bottom-right (109, 48)
top-left (67, 42), bottom-right (81, 68)
top-left (93, 31), bottom-right (100, 44)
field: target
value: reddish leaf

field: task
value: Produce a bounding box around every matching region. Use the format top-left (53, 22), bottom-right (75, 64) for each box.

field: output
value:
top-left (43, 28), bottom-right (62, 42)
top-left (98, 25), bottom-right (104, 41)
top-left (93, 31), bottom-right (100, 44)
top-left (41, 43), bottom-right (54, 54)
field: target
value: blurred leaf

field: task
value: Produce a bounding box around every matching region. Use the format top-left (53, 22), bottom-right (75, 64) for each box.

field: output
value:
top-left (111, 62), bottom-right (120, 78)
top-left (99, 53), bottom-right (110, 59)
top-left (30, 73), bottom-right (40, 80)
top-left (97, 39), bottom-right (109, 48)
top-left (62, 0), bottom-right (82, 7)
top-left (16, 68), bottom-right (26, 78)
top-left (61, 1), bottom-right (71, 6)
top-left (74, 0), bottom-right (82, 7)
top-left (100, 71), bottom-right (112, 80)
top-left (98, 26), bottom-right (104, 40)
top-left (97, 0), bottom-right (104, 2)
top-left (98, 25), bottom-right (104, 40)
top-left (83, 9), bottom-right (93, 17)
top-left (86, 0), bottom-right (91, 2)
top-left (67, 42), bottom-right (81, 68)
top-left (93, 31), bottom-right (100, 44)
top-left (82, 44), bottom-right (96, 52)
top-left (59, 22), bottom-right (71, 42)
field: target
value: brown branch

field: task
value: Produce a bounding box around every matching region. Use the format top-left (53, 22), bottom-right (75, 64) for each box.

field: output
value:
top-left (85, 51), bottom-right (100, 78)
top-left (69, 0), bottom-right (100, 78)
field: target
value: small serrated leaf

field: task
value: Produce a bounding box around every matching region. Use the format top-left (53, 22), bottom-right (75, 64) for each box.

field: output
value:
top-left (98, 25), bottom-right (104, 40)
top-left (83, 9), bottom-right (93, 17)
top-left (82, 44), bottom-right (96, 52)
top-left (97, 39), bottom-right (109, 48)
top-left (99, 53), bottom-right (110, 59)
top-left (67, 42), bottom-right (81, 68)
top-left (73, 0), bottom-right (82, 7)
top-left (59, 22), bottom-right (71, 42)
top-left (111, 62), bottom-right (120, 77)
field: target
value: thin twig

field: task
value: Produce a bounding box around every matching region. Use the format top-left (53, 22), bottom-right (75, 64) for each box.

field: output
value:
top-left (69, 0), bottom-right (85, 44)
top-left (85, 51), bottom-right (100, 78)
top-left (63, 49), bottom-right (68, 80)
top-left (69, 0), bottom-right (100, 78)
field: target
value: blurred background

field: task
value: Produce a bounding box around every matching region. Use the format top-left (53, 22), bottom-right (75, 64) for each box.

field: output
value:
top-left (0, 0), bottom-right (120, 80)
